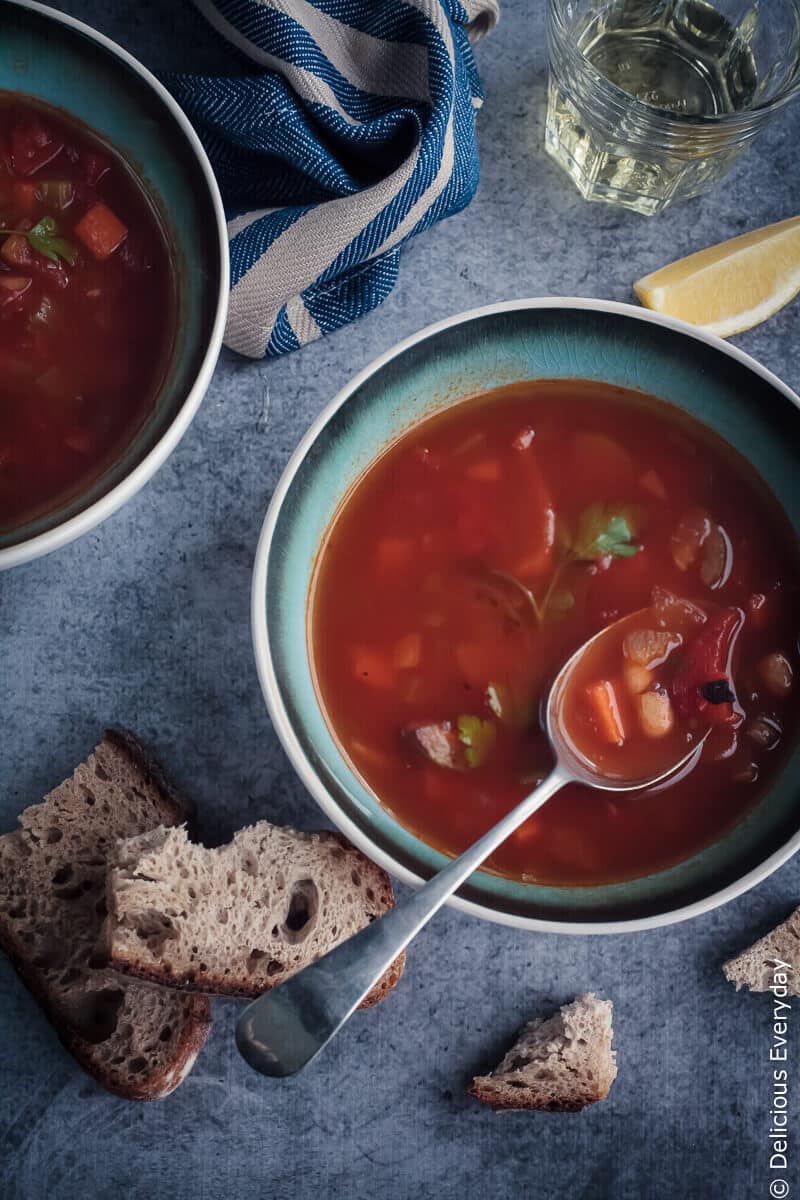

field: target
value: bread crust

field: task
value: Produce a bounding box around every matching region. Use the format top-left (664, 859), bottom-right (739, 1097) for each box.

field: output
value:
top-left (466, 1085), bottom-right (593, 1112)
top-left (105, 726), bottom-right (194, 828)
top-left (723, 904), bottom-right (800, 996)
top-left (108, 945), bottom-right (406, 1007)
top-left (467, 994), bottom-right (617, 1113)
top-left (0, 729), bottom-right (212, 1100)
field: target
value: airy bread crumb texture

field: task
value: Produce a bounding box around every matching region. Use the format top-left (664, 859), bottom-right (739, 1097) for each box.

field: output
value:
top-left (0, 730), bottom-right (211, 1100)
top-left (723, 905), bottom-right (800, 996)
top-left (104, 821), bottom-right (405, 1006)
top-left (469, 993), bottom-right (617, 1112)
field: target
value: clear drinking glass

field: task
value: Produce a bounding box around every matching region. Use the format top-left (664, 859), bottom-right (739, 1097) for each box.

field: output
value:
top-left (546, 0), bottom-right (800, 214)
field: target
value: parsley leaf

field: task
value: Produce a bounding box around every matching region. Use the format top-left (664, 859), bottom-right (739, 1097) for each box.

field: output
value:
top-left (0, 217), bottom-right (77, 266)
top-left (456, 715), bottom-right (496, 768)
top-left (569, 503), bottom-right (640, 561)
top-left (27, 216), bottom-right (76, 266)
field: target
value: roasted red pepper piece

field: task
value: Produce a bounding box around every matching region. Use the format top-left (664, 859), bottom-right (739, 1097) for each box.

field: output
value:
top-left (671, 608), bottom-right (743, 724)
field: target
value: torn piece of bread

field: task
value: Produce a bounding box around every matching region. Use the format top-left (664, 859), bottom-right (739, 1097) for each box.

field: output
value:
top-left (0, 730), bottom-right (211, 1100)
top-left (468, 993), bottom-right (617, 1112)
top-left (723, 906), bottom-right (800, 996)
top-left (104, 821), bottom-right (405, 1007)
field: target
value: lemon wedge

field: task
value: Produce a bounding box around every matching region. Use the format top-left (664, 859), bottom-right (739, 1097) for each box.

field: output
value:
top-left (634, 215), bottom-right (800, 338)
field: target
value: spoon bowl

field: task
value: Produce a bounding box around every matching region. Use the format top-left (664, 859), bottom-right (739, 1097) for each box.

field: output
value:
top-left (546, 608), bottom-right (707, 792)
top-left (237, 610), bottom-right (707, 1078)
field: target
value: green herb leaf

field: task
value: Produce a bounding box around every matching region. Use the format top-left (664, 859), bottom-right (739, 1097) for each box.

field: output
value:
top-left (456, 715), bottom-right (496, 768)
top-left (569, 503), bottom-right (640, 562)
top-left (27, 216), bottom-right (76, 266)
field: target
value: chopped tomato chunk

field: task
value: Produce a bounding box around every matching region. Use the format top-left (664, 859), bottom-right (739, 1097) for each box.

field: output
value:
top-left (74, 203), bottom-right (128, 260)
top-left (671, 608), bottom-right (743, 723)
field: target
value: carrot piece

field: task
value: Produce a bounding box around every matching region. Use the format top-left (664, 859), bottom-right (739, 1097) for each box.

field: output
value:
top-left (393, 632), bottom-right (422, 671)
top-left (466, 458), bottom-right (501, 482)
top-left (585, 680), bottom-right (626, 745)
top-left (375, 537), bottom-right (413, 574)
top-left (74, 202), bottom-right (128, 260)
top-left (352, 646), bottom-right (394, 690)
top-left (639, 468), bottom-right (667, 500)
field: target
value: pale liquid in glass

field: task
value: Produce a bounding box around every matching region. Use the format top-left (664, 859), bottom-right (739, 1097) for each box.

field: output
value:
top-left (547, 0), bottom-right (759, 213)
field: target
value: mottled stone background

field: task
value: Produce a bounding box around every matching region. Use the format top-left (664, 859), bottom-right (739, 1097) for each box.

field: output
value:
top-left (2, 3), bottom-right (799, 1197)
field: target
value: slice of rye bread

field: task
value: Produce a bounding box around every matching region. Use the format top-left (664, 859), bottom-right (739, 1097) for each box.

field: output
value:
top-left (0, 730), bottom-right (211, 1100)
top-left (103, 821), bottom-right (405, 1006)
top-left (723, 905), bottom-right (800, 996)
top-left (468, 993), bottom-right (617, 1112)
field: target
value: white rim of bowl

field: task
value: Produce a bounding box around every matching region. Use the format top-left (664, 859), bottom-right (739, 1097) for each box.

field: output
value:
top-left (0, 0), bottom-right (229, 571)
top-left (252, 296), bottom-right (800, 934)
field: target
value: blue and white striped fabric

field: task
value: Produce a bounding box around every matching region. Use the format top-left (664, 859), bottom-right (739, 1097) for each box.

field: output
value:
top-left (168, 0), bottom-right (499, 357)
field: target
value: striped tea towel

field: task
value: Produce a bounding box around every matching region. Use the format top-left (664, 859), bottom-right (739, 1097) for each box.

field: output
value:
top-left (167, 0), bottom-right (499, 358)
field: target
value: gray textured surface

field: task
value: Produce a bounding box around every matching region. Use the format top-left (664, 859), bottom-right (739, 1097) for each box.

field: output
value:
top-left (2, 3), bottom-right (800, 1198)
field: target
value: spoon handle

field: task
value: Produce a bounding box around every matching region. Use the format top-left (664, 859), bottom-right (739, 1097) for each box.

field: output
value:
top-left (236, 766), bottom-right (569, 1077)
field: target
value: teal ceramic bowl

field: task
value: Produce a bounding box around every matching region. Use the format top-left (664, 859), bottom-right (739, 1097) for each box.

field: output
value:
top-left (0, 0), bottom-right (228, 569)
top-left (252, 298), bottom-right (800, 932)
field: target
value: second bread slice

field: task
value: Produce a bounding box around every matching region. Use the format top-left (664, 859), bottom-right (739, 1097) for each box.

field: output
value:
top-left (104, 821), bottom-right (405, 1007)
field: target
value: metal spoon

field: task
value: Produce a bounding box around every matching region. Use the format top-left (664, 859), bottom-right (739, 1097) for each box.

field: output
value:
top-left (236, 611), bottom-right (704, 1077)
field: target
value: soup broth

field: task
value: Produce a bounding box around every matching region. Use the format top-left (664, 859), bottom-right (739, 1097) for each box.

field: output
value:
top-left (0, 94), bottom-right (176, 534)
top-left (310, 381), bottom-right (800, 886)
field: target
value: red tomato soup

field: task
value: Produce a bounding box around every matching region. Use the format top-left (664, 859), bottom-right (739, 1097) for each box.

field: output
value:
top-left (309, 381), bottom-right (800, 887)
top-left (0, 95), bottom-right (176, 533)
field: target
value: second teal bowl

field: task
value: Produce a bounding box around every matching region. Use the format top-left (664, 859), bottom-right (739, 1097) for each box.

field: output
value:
top-left (0, 0), bottom-right (228, 568)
